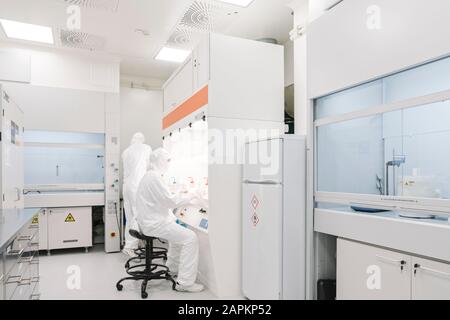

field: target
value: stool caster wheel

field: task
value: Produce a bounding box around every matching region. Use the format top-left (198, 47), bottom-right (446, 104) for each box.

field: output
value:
top-left (116, 284), bottom-right (123, 291)
top-left (141, 281), bottom-right (148, 299)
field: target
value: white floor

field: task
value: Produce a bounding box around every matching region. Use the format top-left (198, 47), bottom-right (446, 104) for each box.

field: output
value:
top-left (39, 245), bottom-right (217, 300)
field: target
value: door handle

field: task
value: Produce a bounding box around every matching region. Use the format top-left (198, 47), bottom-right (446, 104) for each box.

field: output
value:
top-left (244, 180), bottom-right (282, 186)
top-left (376, 255), bottom-right (407, 271)
top-left (414, 264), bottom-right (450, 278)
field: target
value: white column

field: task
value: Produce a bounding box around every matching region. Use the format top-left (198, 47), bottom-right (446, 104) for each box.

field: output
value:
top-left (287, 0), bottom-right (309, 135)
top-left (288, 0), bottom-right (342, 135)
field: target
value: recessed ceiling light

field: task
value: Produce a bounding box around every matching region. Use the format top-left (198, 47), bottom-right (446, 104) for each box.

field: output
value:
top-left (0, 19), bottom-right (54, 44)
top-left (217, 0), bottom-right (255, 7)
top-left (155, 47), bottom-right (191, 63)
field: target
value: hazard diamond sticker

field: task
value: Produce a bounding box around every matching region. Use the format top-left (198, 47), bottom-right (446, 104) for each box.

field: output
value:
top-left (251, 212), bottom-right (260, 227)
top-left (251, 195), bottom-right (260, 210)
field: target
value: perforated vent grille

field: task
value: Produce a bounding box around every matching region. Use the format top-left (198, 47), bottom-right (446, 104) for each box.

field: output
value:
top-left (59, 29), bottom-right (106, 51)
top-left (166, 0), bottom-right (240, 48)
top-left (59, 0), bottom-right (119, 12)
top-left (168, 28), bottom-right (193, 47)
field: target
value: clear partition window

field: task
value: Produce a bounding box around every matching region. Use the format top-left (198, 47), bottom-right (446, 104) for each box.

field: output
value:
top-left (24, 130), bottom-right (105, 186)
top-left (314, 56), bottom-right (450, 211)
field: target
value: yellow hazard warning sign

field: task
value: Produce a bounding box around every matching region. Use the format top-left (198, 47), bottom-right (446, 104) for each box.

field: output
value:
top-left (32, 215), bottom-right (39, 225)
top-left (65, 213), bottom-right (76, 223)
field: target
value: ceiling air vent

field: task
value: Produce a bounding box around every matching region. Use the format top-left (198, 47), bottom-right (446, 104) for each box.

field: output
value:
top-left (168, 28), bottom-right (193, 47)
top-left (59, 29), bottom-right (106, 51)
top-left (167, 0), bottom-right (240, 49)
top-left (59, 0), bottom-right (119, 12)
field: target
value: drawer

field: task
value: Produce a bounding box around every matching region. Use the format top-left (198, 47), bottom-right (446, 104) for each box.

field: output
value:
top-left (14, 225), bottom-right (39, 253)
top-left (4, 251), bottom-right (36, 300)
top-left (11, 272), bottom-right (32, 301)
top-left (30, 280), bottom-right (40, 301)
top-left (4, 242), bottom-right (25, 278)
top-left (30, 256), bottom-right (39, 283)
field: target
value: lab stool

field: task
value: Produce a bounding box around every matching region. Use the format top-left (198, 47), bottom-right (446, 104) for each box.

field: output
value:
top-left (124, 241), bottom-right (168, 270)
top-left (116, 230), bottom-right (176, 299)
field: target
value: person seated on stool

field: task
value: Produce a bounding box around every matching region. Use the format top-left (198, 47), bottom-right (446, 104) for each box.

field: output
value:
top-left (135, 148), bottom-right (205, 293)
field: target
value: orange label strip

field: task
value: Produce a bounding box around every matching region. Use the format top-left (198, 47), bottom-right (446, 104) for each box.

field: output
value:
top-left (163, 85), bottom-right (209, 130)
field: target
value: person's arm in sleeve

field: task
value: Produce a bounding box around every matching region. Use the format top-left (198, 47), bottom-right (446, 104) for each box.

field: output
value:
top-left (152, 177), bottom-right (196, 209)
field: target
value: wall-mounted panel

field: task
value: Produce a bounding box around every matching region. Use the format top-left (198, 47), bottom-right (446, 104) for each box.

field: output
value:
top-left (0, 51), bottom-right (31, 83)
top-left (308, 0), bottom-right (450, 98)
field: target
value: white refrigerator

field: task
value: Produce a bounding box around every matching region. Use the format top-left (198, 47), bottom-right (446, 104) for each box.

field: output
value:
top-left (242, 135), bottom-right (306, 300)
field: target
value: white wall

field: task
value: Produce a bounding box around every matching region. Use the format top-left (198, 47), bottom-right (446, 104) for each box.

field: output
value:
top-left (0, 43), bottom-right (120, 93)
top-left (1, 82), bottom-right (106, 133)
top-left (284, 40), bottom-right (294, 87)
top-left (308, 0), bottom-right (450, 98)
top-left (119, 87), bottom-right (163, 154)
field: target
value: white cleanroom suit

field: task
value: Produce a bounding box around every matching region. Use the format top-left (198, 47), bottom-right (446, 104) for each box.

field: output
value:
top-left (135, 148), bottom-right (204, 292)
top-left (122, 132), bottom-right (152, 255)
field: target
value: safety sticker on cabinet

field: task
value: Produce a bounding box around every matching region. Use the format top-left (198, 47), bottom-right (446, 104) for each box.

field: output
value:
top-left (65, 213), bottom-right (76, 223)
top-left (32, 215), bottom-right (39, 225)
top-left (251, 212), bottom-right (260, 227)
top-left (251, 195), bottom-right (260, 210)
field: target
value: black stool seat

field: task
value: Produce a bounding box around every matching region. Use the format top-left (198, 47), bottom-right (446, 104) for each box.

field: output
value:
top-left (116, 229), bottom-right (176, 299)
top-left (129, 229), bottom-right (153, 241)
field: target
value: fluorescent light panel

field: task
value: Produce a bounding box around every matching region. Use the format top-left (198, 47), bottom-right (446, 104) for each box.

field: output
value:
top-left (217, 0), bottom-right (255, 7)
top-left (155, 47), bottom-right (191, 63)
top-left (0, 19), bottom-right (54, 44)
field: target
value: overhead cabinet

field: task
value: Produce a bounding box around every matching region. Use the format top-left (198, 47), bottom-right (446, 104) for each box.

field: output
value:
top-left (337, 238), bottom-right (450, 300)
top-left (164, 56), bottom-right (195, 113)
top-left (163, 38), bottom-right (210, 114)
top-left (163, 34), bottom-right (283, 123)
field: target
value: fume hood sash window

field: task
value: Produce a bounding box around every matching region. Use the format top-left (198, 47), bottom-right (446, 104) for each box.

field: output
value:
top-left (314, 56), bottom-right (450, 215)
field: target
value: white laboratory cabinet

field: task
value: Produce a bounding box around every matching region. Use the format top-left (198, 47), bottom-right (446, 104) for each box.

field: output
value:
top-left (163, 39), bottom-right (209, 113)
top-left (0, 86), bottom-right (24, 210)
top-left (38, 207), bottom-right (92, 252)
top-left (242, 136), bottom-right (306, 300)
top-left (162, 33), bottom-right (284, 298)
top-left (164, 56), bottom-right (195, 113)
top-left (412, 256), bottom-right (450, 300)
top-left (337, 238), bottom-right (450, 300)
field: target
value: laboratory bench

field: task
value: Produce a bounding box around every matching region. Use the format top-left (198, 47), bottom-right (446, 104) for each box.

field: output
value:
top-left (315, 207), bottom-right (450, 299)
top-left (0, 208), bottom-right (41, 300)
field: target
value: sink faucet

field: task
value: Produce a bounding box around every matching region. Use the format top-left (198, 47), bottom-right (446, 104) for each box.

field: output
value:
top-left (386, 155), bottom-right (406, 196)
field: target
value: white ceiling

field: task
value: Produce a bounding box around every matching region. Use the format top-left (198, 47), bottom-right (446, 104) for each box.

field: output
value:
top-left (0, 0), bottom-right (293, 81)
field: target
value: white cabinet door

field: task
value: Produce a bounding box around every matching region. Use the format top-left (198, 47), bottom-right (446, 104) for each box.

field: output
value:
top-left (337, 239), bottom-right (411, 300)
top-left (194, 38), bottom-right (210, 90)
top-left (242, 182), bottom-right (283, 300)
top-left (163, 56), bottom-right (194, 113)
top-left (38, 209), bottom-right (48, 251)
top-left (48, 207), bottom-right (92, 250)
top-left (1, 90), bottom-right (24, 209)
top-left (412, 257), bottom-right (450, 300)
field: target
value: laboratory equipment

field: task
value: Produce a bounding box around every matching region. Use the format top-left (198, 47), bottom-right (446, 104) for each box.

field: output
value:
top-left (162, 33), bottom-right (284, 297)
top-left (242, 136), bottom-right (306, 300)
top-left (22, 131), bottom-right (104, 252)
